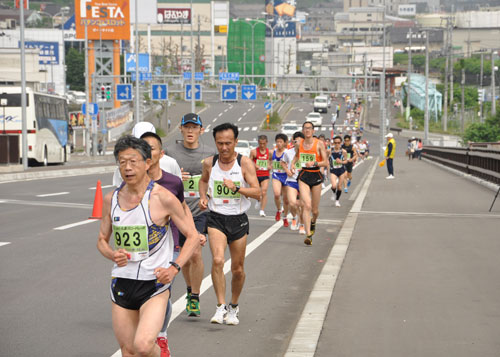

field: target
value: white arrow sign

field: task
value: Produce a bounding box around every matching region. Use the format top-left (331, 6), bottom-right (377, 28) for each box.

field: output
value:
top-left (119, 86), bottom-right (130, 98)
top-left (224, 87), bottom-right (236, 97)
top-left (156, 86), bottom-right (162, 98)
top-left (243, 91), bottom-right (253, 99)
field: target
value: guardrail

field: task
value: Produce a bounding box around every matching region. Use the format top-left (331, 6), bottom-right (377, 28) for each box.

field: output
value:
top-left (422, 146), bottom-right (500, 185)
top-left (367, 122), bottom-right (402, 134)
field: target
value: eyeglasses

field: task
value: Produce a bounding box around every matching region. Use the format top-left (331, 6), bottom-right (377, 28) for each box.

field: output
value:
top-left (118, 158), bottom-right (144, 167)
top-left (334, 141), bottom-right (341, 144)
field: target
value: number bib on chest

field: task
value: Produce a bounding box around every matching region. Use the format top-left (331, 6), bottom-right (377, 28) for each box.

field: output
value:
top-left (346, 153), bottom-right (352, 160)
top-left (272, 160), bottom-right (284, 173)
top-left (184, 175), bottom-right (201, 198)
top-left (213, 180), bottom-right (241, 204)
top-left (113, 225), bottom-right (149, 262)
top-left (332, 160), bottom-right (343, 169)
top-left (256, 159), bottom-right (268, 171)
top-left (300, 153), bottom-right (315, 168)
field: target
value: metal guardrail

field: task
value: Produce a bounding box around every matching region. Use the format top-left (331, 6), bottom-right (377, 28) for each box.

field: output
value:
top-left (367, 122), bottom-right (402, 134)
top-left (422, 146), bottom-right (500, 185)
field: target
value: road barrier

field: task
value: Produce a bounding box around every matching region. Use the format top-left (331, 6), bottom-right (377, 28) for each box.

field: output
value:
top-left (423, 146), bottom-right (500, 185)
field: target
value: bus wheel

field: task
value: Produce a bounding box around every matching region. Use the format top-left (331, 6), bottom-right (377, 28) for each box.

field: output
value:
top-left (43, 146), bottom-right (48, 166)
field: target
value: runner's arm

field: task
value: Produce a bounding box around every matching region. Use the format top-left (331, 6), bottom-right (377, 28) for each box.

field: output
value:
top-left (198, 156), bottom-right (212, 210)
top-left (239, 156), bottom-right (261, 200)
top-left (97, 192), bottom-right (128, 266)
top-left (316, 142), bottom-right (329, 168)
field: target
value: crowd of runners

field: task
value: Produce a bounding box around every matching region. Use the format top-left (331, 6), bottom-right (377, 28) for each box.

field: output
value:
top-left (96, 103), bottom-right (371, 356)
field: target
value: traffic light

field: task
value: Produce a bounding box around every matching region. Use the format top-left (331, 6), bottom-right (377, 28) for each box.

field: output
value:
top-left (106, 86), bottom-right (111, 101)
top-left (100, 86), bottom-right (106, 100)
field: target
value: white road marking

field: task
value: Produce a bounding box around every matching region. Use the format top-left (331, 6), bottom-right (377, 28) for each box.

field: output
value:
top-left (54, 219), bottom-right (99, 231)
top-left (0, 242), bottom-right (11, 248)
top-left (285, 161), bottom-right (377, 357)
top-left (242, 112), bottom-right (247, 116)
top-left (356, 210), bottom-right (500, 219)
top-left (251, 126), bottom-right (257, 131)
top-left (212, 118), bottom-right (217, 122)
top-left (89, 185), bottom-right (114, 190)
top-left (237, 117), bottom-right (243, 122)
top-left (0, 199), bottom-right (91, 209)
top-left (36, 192), bottom-right (69, 197)
top-left (321, 127), bottom-right (327, 131)
top-left (218, 113), bottom-right (223, 117)
top-left (206, 124), bottom-right (211, 130)
top-left (244, 127), bottom-right (250, 131)
top-left (224, 108), bottom-right (228, 112)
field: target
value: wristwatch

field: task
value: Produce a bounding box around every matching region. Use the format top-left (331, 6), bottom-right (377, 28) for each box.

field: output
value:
top-left (169, 261), bottom-right (181, 272)
top-left (232, 186), bottom-right (240, 194)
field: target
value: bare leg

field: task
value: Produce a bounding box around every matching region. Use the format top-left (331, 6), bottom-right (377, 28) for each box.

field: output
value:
top-left (299, 180), bottom-right (312, 235)
top-left (260, 179), bottom-right (270, 211)
top-left (228, 235), bottom-right (247, 305)
top-left (208, 228), bottom-right (228, 305)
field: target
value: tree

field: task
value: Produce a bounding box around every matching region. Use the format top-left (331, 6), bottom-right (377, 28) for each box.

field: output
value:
top-left (463, 111), bottom-right (500, 143)
top-left (66, 48), bottom-right (85, 91)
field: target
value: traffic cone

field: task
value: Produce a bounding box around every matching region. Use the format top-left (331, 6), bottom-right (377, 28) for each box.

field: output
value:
top-left (90, 180), bottom-right (103, 219)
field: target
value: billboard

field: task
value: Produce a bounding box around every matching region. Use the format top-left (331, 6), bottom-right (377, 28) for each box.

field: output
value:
top-left (264, 0), bottom-right (297, 38)
top-left (21, 41), bottom-right (59, 65)
top-left (75, 0), bottom-right (130, 40)
top-left (157, 8), bottom-right (191, 24)
top-left (398, 4), bottom-right (416, 16)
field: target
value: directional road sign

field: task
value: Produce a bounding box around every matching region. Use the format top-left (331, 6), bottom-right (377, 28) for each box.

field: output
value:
top-left (241, 85), bottom-right (257, 101)
top-left (264, 101), bottom-right (272, 110)
top-left (219, 72), bottom-right (240, 81)
top-left (131, 72), bottom-right (152, 82)
top-left (82, 102), bottom-right (98, 115)
top-left (116, 84), bottom-right (132, 101)
top-left (183, 72), bottom-right (204, 81)
top-left (125, 53), bottom-right (150, 73)
top-left (152, 84), bottom-right (168, 101)
top-left (185, 84), bottom-right (202, 101)
top-left (221, 84), bottom-right (238, 101)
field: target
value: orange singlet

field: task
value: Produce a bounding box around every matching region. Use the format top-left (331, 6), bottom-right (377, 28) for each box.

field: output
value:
top-left (298, 138), bottom-right (323, 172)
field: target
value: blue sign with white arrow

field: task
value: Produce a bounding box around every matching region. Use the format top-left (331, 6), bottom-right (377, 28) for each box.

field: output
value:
top-left (183, 72), bottom-right (204, 81)
top-left (221, 84), bottom-right (238, 101)
top-left (185, 84), bottom-right (202, 101)
top-left (264, 101), bottom-right (272, 110)
top-left (219, 72), bottom-right (240, 81)
top-left (82, 102), bottom-right (98, 115)
top-left (241, 85), bottom-right (257, 101)
top-left (125, 53), bottom-right (150, 73)
top-left (152, 84), bottom-right (168, 101)
top-left (116, 84), bottom-right (132, 101)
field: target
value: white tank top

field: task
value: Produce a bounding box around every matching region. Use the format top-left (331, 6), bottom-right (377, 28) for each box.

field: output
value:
top-left (110, 181), bottom-right (174, 281)
top-left (208, 154), bottom-right (251, 215)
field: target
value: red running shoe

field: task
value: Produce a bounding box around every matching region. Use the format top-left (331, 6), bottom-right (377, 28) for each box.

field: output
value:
top-left (157, 337), bottom-right (171, 357)
top-left (275, 210), bottom-right (281, 221)
top-left (283, 218), bottom-right (289, 227)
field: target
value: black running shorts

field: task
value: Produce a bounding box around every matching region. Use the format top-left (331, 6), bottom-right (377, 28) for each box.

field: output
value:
top-left (206, 211), bottom-right (249, 243)
top-left (110, 277), bottom-right (170, 310)
top-left (345, 162), bottom-right (353, 173)
top-left (298, 170), bottom-right (324, 187)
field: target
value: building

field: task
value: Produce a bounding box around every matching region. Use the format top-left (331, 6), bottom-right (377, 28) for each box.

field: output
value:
top-left (389, 26), bottom-right (444, 53)
top-left (0, 48), bottom-right (47, 90)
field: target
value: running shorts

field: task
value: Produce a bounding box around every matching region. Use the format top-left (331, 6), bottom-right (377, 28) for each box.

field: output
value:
top-left (258, 176), bottom-right (270, 184)
top-left (179, 212), bottom-right (207, 247)
top-left (330, 167), bottom-right (346, 177)
top-left (345, 162), bottom-right (353, 173)
top-left (272, 172), bottom-right (288, 186)
top-left (285, 180), bottom-right (299, 192)
top-left (110, 277), bottom-right (170, 310)
top-left (207, 211), bottom-right (249, 243)
top-left (298, 170), bottom-right (324, 187)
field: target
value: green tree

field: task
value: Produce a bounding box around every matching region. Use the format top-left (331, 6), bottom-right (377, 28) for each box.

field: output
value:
top-left (66, 48), bottom-right (85, 92)
top-left (463, 111), bottom-right (500, 143)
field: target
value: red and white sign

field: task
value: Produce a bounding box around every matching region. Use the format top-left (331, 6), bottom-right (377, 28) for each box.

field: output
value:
top-left (157, 8), bottom-right (191, 24)
top-left (75, 0), bottom-right (130, 40)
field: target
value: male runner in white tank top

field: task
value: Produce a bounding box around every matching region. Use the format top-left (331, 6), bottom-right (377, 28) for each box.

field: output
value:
top-left (199, 123), bottom-right (260, 326)
top-left (97, 136), bottom-right (199, 356)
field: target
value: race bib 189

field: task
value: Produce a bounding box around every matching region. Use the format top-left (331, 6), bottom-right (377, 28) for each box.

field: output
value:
top-left (113, 225), bottom-right (148, 262)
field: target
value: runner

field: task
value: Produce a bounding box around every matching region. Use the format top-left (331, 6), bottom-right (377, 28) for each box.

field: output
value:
top-left (329, 136), bottom-right (348, 207)
top-left (97, 135), bottom-right (199, 356)
top-left (357, 139), bottom-right (367, 160)
top-left (341, 134), bottom-right (358, 193)
top-left (291, 121), bottom-right (328, 245)
top-left (165, 113), bottom-right (216, 318)
top-left (281, 131), bottom-right (305, 233)
top-left (199, 123), bottom-right (260, 325)
top-left (249, 135), bottom-right (270, 217)
top-left (271, 133), bottom-right (290, 226)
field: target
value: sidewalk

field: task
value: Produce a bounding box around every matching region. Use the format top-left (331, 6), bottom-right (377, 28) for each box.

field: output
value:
top-left (314, 154), bottom-right (500, 356)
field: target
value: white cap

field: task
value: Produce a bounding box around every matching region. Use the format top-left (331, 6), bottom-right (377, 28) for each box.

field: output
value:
top-left (385, 133), bottom-right (393, 138)
top-left (132, 122), bottom-right (156, 138)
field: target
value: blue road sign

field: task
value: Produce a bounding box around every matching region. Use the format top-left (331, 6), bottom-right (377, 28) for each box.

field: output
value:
top-left (125, 53), bottom-right (150, 73)
top-left (219, 72), bottom-right (240, 81)
top-left (116, 84), bottom-right (132, 101)
top-left (221, 84), bottom-right (238, 101)
top-left (81, 102), bottom-right (98, 115)
top-left (264, 101), bottom-right (272, 110)
top-left (131, 72), bottom-right (152, 81)
top-left (152, 84), bottom-right (168, 101)
top-left (241, 85), bottom-right (257, 101)
top-left (185, 84), bottom-right (202, 101)
top-left (183, 72), bottom-right (204, 81)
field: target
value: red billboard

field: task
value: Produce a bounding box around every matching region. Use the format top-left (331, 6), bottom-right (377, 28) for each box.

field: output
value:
top-left (157, 8), bottom-right (191, 24)
top-left (75, 0), bottom-right (130, 40)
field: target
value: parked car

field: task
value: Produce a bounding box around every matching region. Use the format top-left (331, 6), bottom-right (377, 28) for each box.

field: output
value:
top-left (235, 140), bottom-right (251, 157)
top-left (281, 122), bottom-right (300, 139)
top-left (249, 140), bottom-right (258, 150)
top-left (313, 95), bottom-right (328, 113)
top-left (305, 112), bottom-right (323, 127)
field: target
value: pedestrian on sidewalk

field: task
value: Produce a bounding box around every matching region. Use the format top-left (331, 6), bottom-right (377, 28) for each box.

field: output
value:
top-left (385, 133), bottom-right (396, 179)
top-left (416, 139), bottom-right (423, 160)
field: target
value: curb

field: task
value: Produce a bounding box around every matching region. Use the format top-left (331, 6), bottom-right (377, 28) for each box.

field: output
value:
top-left (0, 165), bottom-right (116, 183)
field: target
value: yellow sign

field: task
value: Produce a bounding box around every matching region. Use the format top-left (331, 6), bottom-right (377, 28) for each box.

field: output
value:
top-left (215, 25), bottom-right (228, 33)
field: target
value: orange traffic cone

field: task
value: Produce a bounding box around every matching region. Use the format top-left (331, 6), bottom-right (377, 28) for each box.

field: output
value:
top-left (90, 180), bottom-right (103, 219)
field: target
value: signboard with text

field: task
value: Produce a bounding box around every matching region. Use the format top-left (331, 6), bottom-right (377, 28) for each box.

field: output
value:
top-left (157, 8), bottom-right (191, 24)
top-left (21, 41), bottom-right (59, 65)
top-left (75, 0), bottom-right (130, 40)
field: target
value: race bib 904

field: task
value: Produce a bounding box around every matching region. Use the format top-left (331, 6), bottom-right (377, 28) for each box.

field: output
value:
top-left (113, 225), bottom-right (148, 262)
top-left (213, 180), bottom-right (241, 199)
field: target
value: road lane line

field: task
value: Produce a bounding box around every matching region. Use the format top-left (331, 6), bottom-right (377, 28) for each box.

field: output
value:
top-left (356, 210), bottom-right (500, 219)
top-left (285, 160), bottom-right (377, 357)
top-left (212, 118), bottom-right (217, 122)
top-left (89, 185), bottom-right (114, 190)
top-left (218, 113), bottom-right (223, 117)
top-left (251, 126), bottom-right (257, 131)
top-left (0, 242), bottom-right (11, 248)
top-left (224, 108), bottom-right (228, 112)
top-left (0, 199), bottom-right (92, 209)
top-left (54, 219), bottom-right (99, 231)
top-left (244, 127), bottom-right (250, 131)
top-left (242, 112), bottom-right (247, 116)
top-left (237, 117), bottom-right (243, 122)
top-left (36, 192), bottom-right (70, 197)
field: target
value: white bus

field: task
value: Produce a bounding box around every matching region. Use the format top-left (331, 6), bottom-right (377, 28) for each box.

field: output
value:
top-left (0, 87), bottom-right (70, 165)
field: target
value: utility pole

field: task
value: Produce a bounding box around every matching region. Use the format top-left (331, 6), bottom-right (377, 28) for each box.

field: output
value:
top-left (20, 0), bottom-right (28, 169)
top-left (450, 6), bottom-right (454, 107)
top-left (134, 0), bottom-right (140, 124)
top-left (461, 67), bottom-right (465, 132)
top-left (379, 0), bottom-right (387, 157)
top-left (480, 52), bottom-right (484, 122)
top-left (84, 23), bottom-right (91, 156)
top-left (492, 49), bottom-right (496, 117)
top-left (443, 15), bottom-right (451, 131)
top-left (190, 0), bottom-right (195, 113)
top-left (424, 31), bottom-right (429, 143)
top-left (406, 27), bottom-right (412, 120)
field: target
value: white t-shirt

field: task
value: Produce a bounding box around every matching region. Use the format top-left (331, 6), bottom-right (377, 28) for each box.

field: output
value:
top-left (283, 148), bottom-right (300, 182)
top-left (113, 155), bottom-right (181, 187)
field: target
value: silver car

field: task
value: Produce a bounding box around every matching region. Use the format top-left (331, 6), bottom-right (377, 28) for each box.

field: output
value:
top-left (305, 112), bottom-right (323, 126)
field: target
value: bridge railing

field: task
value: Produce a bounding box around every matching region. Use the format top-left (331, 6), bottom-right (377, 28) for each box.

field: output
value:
top-left (422, 146), bottom-right (500, 185)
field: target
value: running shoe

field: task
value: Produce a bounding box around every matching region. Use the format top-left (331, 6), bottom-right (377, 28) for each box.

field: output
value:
top-left (156, 337), bottom-right (171, 357)
top-left (347, 180), bottom-right (351, 187)
top-left (310, 220), bottom-right (316, 235)
top-left (344, 187), bottom-right (348, 193)
top-left (185, 292), bottom-right (192, 314)
top-left (335, 200), bottom-right (341, 207)
top-left (188, 299), bottom-right (200, 317)
top-left (210, 304), bottom-right (227, 324)
top-left (226, 305), bottom-right (240, 325)
top-left (259, 210), bottom-right (266, 217)
top-left (304, 234), bottom-right (313, 246)
top-left (299, 225), bottom-right (306, 235)
top-left (291, 218), bottom-right (298, 231)
top-left (386, 175), bottom-right (395, 180)
top-left (322, 182), bottom-right (326, 188)
top-left (283, 218), bottom-right (289, 227)
top-left (330, 195), bottom-right (336, 202)
top-left (255, 201), bottom-right (260, 210)
top-left (275, 210), bottom-right (281, 221)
